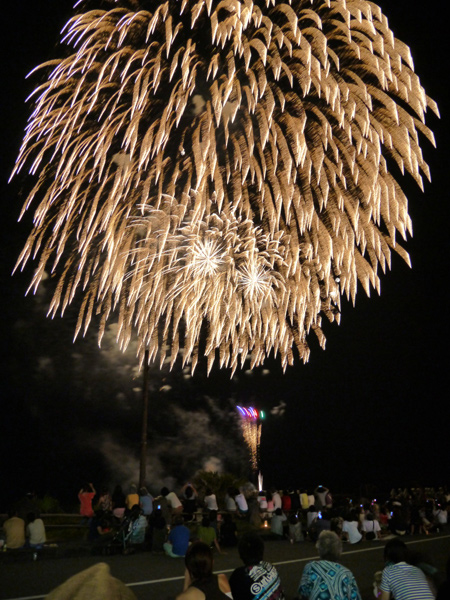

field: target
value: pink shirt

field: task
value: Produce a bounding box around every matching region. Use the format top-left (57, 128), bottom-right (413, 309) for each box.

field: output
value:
top-left (79, 492), bottom-right (95, 516)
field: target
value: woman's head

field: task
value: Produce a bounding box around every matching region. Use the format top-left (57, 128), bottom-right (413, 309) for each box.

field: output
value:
top-left (316, 530), bottom-right (342, 561)
top-left (185, 541), bottom-right (213, 581)
top-left (384, 538), bottom-right (408, 564)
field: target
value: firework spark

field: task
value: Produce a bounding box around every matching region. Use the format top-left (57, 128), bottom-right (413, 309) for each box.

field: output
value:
top-left (237, 406), bottom-right (262, 472)
top-left (12, 0), bottom-right (438, 373)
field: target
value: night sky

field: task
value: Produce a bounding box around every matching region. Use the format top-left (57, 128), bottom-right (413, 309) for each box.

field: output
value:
top-left (1, 0), bottom-right (448, 512)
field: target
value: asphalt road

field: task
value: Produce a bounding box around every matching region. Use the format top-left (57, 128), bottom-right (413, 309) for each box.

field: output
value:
top-left (1, 534), bottom-right (449, 600)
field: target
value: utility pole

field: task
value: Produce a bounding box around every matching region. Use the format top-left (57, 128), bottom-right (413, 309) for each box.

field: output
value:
top-left (139, 349), bottom-right (150, 489)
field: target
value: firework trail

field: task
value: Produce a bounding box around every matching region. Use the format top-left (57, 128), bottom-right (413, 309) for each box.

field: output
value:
top-left (12, 0), bottom-right (438, 373)
top-left (237, 406), bottom-right (262, 471)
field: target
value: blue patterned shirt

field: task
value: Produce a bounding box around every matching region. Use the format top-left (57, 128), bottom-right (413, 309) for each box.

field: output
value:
top-left (299, 560), bottom-right (361, 600)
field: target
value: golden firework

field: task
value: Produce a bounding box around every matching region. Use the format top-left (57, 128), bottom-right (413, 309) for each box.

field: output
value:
top-left (12, 0), bottom-right (438, 373)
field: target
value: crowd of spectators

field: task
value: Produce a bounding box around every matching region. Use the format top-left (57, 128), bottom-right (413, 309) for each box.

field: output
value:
top-left (1, 483), bottom-right (449, 599)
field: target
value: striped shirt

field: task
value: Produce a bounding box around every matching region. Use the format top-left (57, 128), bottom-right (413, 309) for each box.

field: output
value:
top-left (380, 562), bottom-right (435, 600)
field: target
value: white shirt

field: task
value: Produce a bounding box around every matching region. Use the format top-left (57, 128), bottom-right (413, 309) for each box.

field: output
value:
top-left (235, 493), bottom-right (248, 512)
top-left (204, 494), bottom-right (218, 511)
top-left (166, 491), bottom-right (182, 509)
top-left (342, 520), bottom-right (362, 544)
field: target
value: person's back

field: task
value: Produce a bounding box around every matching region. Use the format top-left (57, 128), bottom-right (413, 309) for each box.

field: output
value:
top-left (229, 532), bottom-right (285, 600)
top-left (379, 538), bottom-right (434, 600)
top-left (176, 541), bottom-right (231, 600)
top-left (3, 512), bottom-right (25, 549)
top-left (271, 509), bottom-right (287, 537)
top-left (27, 512), bottom-right (46, 547)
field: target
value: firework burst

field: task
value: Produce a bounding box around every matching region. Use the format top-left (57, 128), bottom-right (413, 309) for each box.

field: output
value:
top-left (12, 0), bottom-right (438, 373)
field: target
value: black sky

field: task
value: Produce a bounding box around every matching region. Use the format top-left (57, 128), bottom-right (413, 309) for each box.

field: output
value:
top-left (1, 0), bottom-right (449, 510)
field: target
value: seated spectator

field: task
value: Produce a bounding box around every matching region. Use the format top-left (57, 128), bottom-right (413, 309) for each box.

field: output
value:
top-left (197, 515), bottom-right (223, 554)
top-left (298, 531), bottom-right (361, 600)
top-left (27, 512), bottom-right (46, 549)
top-left (436, 556), bottom-right (450, 600)
top-left (271, 508), bottom-right (287, 538)
top-left (2, 509), bottom-right (26, 549)
top-left (89, 510), bottom-right (114, 553)
top-left (229, 532), bottom-right (285, 599)
top-left (219, 513), bottom-right (237, 547)
top-left (288, 514), bottom-right (303, 543)
top-left (389, 506), bottom-right (408, 536)
top-left (164, 516), bottom-right (191, 558)
top-left (362, 513), bottom-right (381, 540)
top-left (176, 541), bottom-right (232, 600)
top-left (149, 508), bottom-right (166, 553)
top-left (315, 510), bottom-right (331, 536)
top-left (124, 505), bottom-right (147, 551)
top-left (342, 510), bottom-right (362, 544)
top-left (379, 538), bottom-right (435, 600)
top-left (433, 503), bottom-right (448, 531)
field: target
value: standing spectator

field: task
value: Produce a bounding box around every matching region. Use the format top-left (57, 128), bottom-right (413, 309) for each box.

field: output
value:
top-left (16, 492), bottom-right (41, 521)
top-left (176, 541), bottom-right (231, 600)
top-left (281, 491), bottom-right (291, 513)
top-left (271, 488), bottom-right (282, 511)
top-left (229, 532), bottom-right (285, 599)
top-left (204, 488), bottom-right (219, 511)
top-left (139, 487), bottom-right (154, 517)
top-left (2, 509), bottom-right (26, 549)
top-left (298, 531), bottom-right (361, 600)
top-left (225, 488), bottom-right (237, 513)
top-left (26, 512), bottom-right (46, 549)
top-left (181, 484), bottom-right (197, 521)
top-left (98, 488), bottom-right (113, 512)
top-left (300, 489), bottom-right (310, 511)
top-left (379, 538), bottom-right (435, 600)
top-left (125, 484), bottom-right (140, 512)
top-left (112, 485), bottom-right (126, 520)
top-left (314, 486), bottom-right (329, 509)
top-left (78, 482), bottom-right (96, 520)
top-left (161, 487), bottom-right (183, 518)
top-left (235, 488), bottom-right (249, 516)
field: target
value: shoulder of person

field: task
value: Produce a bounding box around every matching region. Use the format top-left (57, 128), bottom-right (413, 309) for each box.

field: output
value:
top-left (218, 573), bottom-right (231, 594)
top-left (176, 587), bottom-right (205, 600)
